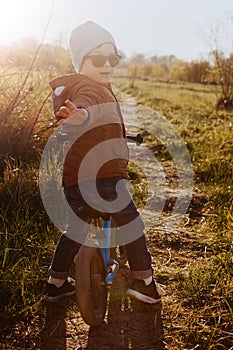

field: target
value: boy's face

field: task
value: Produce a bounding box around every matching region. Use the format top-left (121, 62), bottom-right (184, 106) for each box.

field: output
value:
top-left (80, 43), bottom-right (120, 84)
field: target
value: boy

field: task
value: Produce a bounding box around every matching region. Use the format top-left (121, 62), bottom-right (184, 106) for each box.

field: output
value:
top-left (44, 21), bottom-right (163, 304)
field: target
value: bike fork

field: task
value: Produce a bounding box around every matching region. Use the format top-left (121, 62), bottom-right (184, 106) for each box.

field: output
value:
top-left (101, 219), bottom-right (119, 284)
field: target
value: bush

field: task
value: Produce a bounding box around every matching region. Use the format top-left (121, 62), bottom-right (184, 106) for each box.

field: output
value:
top-left (0, 160), bottom-right (57, 337)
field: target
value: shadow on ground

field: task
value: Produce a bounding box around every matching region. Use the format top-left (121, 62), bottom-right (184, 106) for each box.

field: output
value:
top-left (40, 266), bottom-right (166, 350)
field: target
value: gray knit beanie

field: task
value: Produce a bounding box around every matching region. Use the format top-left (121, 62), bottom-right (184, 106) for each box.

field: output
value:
top-left (70, 21), bottom-right (118, 72)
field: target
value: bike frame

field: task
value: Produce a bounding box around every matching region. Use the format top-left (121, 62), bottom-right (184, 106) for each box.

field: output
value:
top-left (100, 219), bottom-right (119, 284)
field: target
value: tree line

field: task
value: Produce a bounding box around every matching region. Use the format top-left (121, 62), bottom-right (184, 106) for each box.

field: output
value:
top-left (0, 38), bottom-right (233, 109)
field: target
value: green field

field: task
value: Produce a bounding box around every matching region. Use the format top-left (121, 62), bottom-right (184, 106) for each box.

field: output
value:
top-left (0, 69), bottom-right (232, 349)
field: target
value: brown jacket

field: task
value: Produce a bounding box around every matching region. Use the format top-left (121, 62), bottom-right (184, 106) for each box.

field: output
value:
top-left (49, 74), bottom-right (129, 187)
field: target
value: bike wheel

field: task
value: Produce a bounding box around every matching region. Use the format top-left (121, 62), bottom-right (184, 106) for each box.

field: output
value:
top-left (110, 245), bottom-right (127, 267)
top-left (76, 245), bottom-right (107, 326)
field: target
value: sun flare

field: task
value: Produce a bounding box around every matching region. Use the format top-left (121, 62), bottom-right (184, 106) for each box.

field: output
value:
top-left (0, 0), bottom-right (45, 46)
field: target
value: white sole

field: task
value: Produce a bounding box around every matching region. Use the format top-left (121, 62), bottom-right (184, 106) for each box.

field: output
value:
top-left (126, 289), bottom-right (161, 304)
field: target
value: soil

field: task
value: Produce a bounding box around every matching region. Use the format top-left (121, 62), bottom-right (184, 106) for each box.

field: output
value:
top-left (39, 95), bottom-right (206, 350)
top-left (40, 268), bottom-right (164, 350)
top-left (39, 224), bottom-right (206, 350)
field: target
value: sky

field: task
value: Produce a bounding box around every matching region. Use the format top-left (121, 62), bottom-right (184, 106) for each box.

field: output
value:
top-left (0, 0), bottom-right (233, 61)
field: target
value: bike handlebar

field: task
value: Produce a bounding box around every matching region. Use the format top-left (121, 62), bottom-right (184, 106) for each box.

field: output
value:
top-left (126, 133), bottom-right (143, 145)
top-left (56, 133), bottom-right (143, 145)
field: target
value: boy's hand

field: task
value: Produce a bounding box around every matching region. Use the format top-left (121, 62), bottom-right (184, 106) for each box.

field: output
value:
top-left (57, 100), bottom-right (88, 126)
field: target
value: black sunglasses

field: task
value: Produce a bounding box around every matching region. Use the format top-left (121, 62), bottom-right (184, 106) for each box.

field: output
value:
top-left (86, 54), bottom-right (122, 67)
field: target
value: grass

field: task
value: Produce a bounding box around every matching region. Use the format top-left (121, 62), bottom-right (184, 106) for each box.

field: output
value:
top-left (0, 70), bottom-right (232, 349)
top-left (114, 76), bottom-right (233, 349)
top-left (0, 66), bottom-right (59, 347)
top-left (0, 161), bottom-right (53, 308)
top-left (0, 67), bottom-right (55, 166)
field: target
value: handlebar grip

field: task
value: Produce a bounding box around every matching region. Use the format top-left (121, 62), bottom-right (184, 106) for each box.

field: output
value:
top-left (126, 133), bottom-right (143, 145)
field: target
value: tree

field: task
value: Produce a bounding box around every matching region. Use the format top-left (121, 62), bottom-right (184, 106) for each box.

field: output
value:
top-left (138, 63), bottom-right (164, 79)
top-left (211, 51), bottom-right (233, 110)
top-left (204, 15), bottom-right (233, 109)
top-left (186, 60), bottom-right (210, 83)
top-left (128, 54), bottom-right (145, 88)
top-left (169, 61), bottom-right (188, 81)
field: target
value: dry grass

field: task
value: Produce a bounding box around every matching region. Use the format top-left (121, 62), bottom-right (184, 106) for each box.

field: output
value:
top-left (0, 72), bottom-right (232, 349)
top-left (113, 77), bottom-right (233, 349)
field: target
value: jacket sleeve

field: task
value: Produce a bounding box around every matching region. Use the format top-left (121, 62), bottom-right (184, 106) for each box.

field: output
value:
top-left (70, 84), bottom-right (100, 109)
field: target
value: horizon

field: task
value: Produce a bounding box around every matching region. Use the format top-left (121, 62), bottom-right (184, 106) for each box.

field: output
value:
top-left (1, 0), bottom-right (233, 62)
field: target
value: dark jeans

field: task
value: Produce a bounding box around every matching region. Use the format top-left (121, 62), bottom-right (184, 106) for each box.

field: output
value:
top-left (49, 177), bottom-right (152, 280)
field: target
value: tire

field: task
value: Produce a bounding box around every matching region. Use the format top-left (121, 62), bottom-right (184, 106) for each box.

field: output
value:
top-left (110, 245), bottom-right (127, 267)
top-left (76, 245), bottom-right (107, 326)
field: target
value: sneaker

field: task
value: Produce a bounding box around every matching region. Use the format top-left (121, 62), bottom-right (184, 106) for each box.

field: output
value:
top-left (44, 279), bottom-right (76, 302)
top-left (126, 279), bottom-right (165, 304)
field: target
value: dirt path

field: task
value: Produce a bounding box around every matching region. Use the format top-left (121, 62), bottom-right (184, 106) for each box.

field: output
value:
top-left (39, 95), bottom-right (204, 350)
top-left (40, 266), bottom-right (164, 350)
